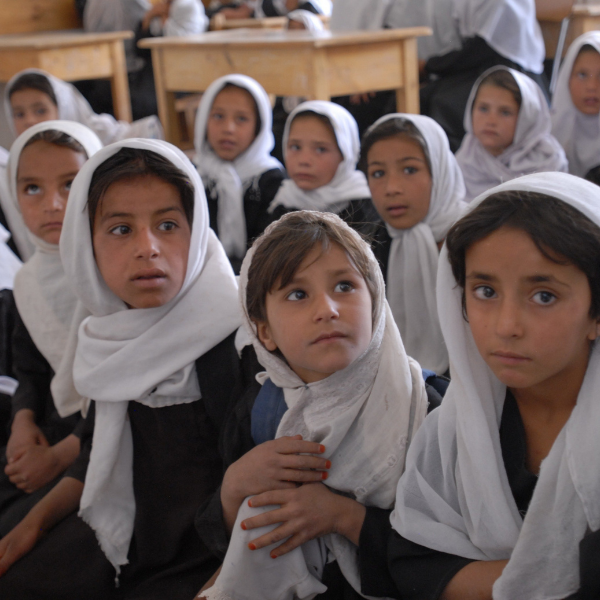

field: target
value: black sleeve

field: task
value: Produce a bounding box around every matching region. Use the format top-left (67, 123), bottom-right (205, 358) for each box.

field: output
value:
top-left (64, 402), bottom-right (95, 483)
top-left (245, 168), bottom-right (286, 247)
top-left (425, 36), bottom-right (503, 77)
top-left (337, 199), bottom-right (381, 241)
top-left (578, 528), bottom-right (600, 600)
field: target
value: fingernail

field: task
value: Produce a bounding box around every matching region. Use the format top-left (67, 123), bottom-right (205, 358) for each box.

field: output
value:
top-left (322, 471), bottom-right (328, 480)
top-left (241, 521), bottom-right (247, 530)
top-left (319, 445), bottom-right (325, 453)
top-left (248, 499), bottom-right (252, 507)
top-left (325, 460), bottom-right (331, 469)
top-left (248, 543), bottom-right (257, 551)
top-left (270, 553), bottom-right (277, 559)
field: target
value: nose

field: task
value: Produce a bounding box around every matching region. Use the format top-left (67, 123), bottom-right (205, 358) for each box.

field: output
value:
top-left (223, 116), bottom-right (236, 132)
top-left (313, 292), bottom-right (339, 322)
top-left (495, 296), bottom-right (523, 339)
top-left (46, 188), bottom-right (66, 212)
top-left (385, 170), bottom-right (404, 196)
top-left (134, 228), bottom-right (160, 259)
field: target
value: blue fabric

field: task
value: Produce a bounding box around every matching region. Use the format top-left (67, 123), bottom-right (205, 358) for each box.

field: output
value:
top-left (421, 369), bottom-right (436, 382)
top-left (251, 378), bottom-right (288, 445)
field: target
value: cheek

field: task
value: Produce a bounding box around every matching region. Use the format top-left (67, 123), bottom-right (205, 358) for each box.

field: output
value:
top-left (322, 155), bottom-right (342, 182)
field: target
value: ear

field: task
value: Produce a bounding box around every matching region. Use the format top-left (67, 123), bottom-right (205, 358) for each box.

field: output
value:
top-left (588, 318), bottom-right (600, 342)
top-left (256, 320), bottom-right (278, 352)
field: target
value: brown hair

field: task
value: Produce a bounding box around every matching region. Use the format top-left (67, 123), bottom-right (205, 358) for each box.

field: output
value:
top-left (576, 43), bottom-right (600, 60)
top-left (9, 72), bottom-right (57, 106)
top-left (23, 129), bottom-right (87, 157)
top-left (475, 69), bottom-right (522, 110)
top-left (87, 147), bottom-right (194, 229)
top-left (214, 82), bottom-right (261, 137)
top-left (246, 211), bottom-right (378, 324)
top-left (288, 110), bottom-right (341, 153)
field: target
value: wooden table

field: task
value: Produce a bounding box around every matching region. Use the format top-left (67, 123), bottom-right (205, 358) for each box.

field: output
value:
top-left (139, 27), bottom-right (431, 144)
top-left (0, 31), bottom-right (133, 122)
top-left (541, 4), bottom-right (600, 58)
top-left (209, 14), bottom-right (330, 30)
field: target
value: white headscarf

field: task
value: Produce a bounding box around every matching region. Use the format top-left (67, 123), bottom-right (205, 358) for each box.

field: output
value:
top-left (194, 74), bottom-right (283, 260)
top-left (391, 172), bottom-right (600, 600)
top-left (256, 0), bottom-right (331, 17)
top-left (61, 138), bottom-right (241, 571)
top-left (151, 0), bottom-right (208, 36)
top-left (205, 211), bottom-right (428, 600)
top-left (270, 101), bottom-right (371, 214)
top-left (552, 32), bottom-right (600, 177)
top-left (7, 121), bottom-right (102, 419)
top-left (287, 9), bottom-right (325, 31)
top-left (0, 223), bottom-right (21, 291)
top-left (456, 66), bottom-right (568, 202)
top-left (4, 69), bottom-right (163, 146)
top-left (370, 114), bottom-right (467, 374)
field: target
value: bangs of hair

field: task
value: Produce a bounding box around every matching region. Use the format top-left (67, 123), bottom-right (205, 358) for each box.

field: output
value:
top-left (23, 129), bottom-right (87, 157)
top-left (9, 73), bottom-right (57, 106)
top-left (216, 82), bottom-right (262, 137)
top-left (289, 110), bottom-right (340, 153)
top-left (475, 69), bottom-right (522, 109)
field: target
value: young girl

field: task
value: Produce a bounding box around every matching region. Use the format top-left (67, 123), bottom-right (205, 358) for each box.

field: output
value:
top-left (0, 139), bottom-right (245, 600)
top-left (361, 113), bottom-right (466, 375)
top-left (269, 101), bottom-right (377, 237)
top-left (388, 172), bottom-right (600, 599)
top-left (255, 0), bottom-right (331, 17)
top-left (0, 121), bottom-right (102, 536)
top-left (199, 210), bottom-right (429, 600)
top-left (552, 32), bottom-right (600, 178)
top-left (456, 66), bottom-right (567, 201)
top-left (140, 0), bottom-right (208, 36)
top-left (194, 74), bottom-right (284, 271)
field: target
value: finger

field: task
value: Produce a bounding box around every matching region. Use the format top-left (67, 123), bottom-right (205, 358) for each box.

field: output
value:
top-left (274, 438), bottom-right (325, 456)
top-left (280, 454), bottom-right (331, 471)
top-left (270, 534), bottom-right (306, 558)
top-left (246, 489), bottom-right (297, 510)
top-left (278, 468), bottom-right (328, 484)
top-left (247, 521), bottom-right (296, 550)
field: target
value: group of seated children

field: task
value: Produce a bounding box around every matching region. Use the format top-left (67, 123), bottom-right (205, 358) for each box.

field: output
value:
top-left (0, 26), bottom-right (599, 600)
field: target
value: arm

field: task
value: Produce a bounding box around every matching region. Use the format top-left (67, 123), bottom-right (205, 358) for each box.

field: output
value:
top-left (441, 560), bottom-right (508, 600)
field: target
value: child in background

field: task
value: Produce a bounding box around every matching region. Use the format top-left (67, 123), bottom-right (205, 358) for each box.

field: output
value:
top-left (269, 101), bottom-right (378, 237)
top-left (361, 114), bottom-right (466, 375)
top-left (552, 32), bottom-right (600, 177)
top-left (255, 0), bottom-right (331, 17)
top-left (390, 172), bottom-right (600, 600)
top-left (140, 0), bottom-right (208, 37)
top-left (287, 9), bottom-right (324, 31)
top-left (200, 210), bottom-right (428, 600)
top-left (194, 74), bottom-right (284, 272)
top-left (0, 139), bottom-right (245, 600)
top-left (0, 121), bottom-right (102, 537)
top-left (456, 66), bottom-right (567, 201)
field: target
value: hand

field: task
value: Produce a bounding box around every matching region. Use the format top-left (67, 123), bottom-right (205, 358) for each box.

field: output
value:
top-left (142, 3), bottom-right (171, 30)
top-left (221, 435), bottom-right (329, 531)
top-left (6, 410), bottom-right (48, 462)
top-left (242, 482), bottom-right (366, 558)
top-left (0, 513), bottom-right (44, 577)
top-left (5, 445), bottom-right (62, 493)
top-left (349, 93), bottom-right (376, 105)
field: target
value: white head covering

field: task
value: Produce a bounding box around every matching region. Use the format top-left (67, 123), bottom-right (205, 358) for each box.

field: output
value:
top-left (61, 138), bottom-right (241, 571)
top-left (4, 69), bottom-right (163, 146)
top-left (257, 0), bottom-right (331, 17)
top-left (194, 74), bottom-right (283, 260)
top-left (270, 101), bottom-right (371, 214)
top-left (456, 66), bottom-right (568, 202)
top-left (7, 121), bottom-right (102, 419)
top-left (151, 0), bottom-right (208, 36)
top-left (232, 211), bottom-right (428, 596)
top-left (369, 114), bottom-right (467, 373)
top-left (552, 32), bottom-right (600, 177)
top-left (287, 9), bottom-right (325, 31)
top-left (391, 172), bottom-right (600, 600)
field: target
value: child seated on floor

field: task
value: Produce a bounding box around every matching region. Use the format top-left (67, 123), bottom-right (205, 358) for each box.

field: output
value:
top-left (552, 32), bottom-right (600, 178)
top-left (194, 74), bottom-right (285, 272)
top-left (360, 113), bottom-right (466, 375)
top-left (456, 66), bottom-right (567, 201)
top-left (199, 210), bottom-right (429, 600)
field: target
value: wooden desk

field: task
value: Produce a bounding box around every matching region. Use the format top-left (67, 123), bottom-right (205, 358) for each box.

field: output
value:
top-left (0, 31), bottom-right (133, 122)
top-left (209, 14), bottom-right (330, 30)
top-left (541, 4), bottom-right (600, 58)
top-left (139, 27), bottom-right (431, 144)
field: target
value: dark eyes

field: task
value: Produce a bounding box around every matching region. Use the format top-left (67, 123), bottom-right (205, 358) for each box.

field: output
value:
top-left (473, 285), bottom-right (496, 300)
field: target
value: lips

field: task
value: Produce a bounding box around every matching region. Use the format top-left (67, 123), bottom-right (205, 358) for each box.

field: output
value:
top-left (311, 331), bottom-right (347, 344)
top-left (491, 350), bottom-right (531, 366)
top-left (41, 221), bottom-right (63, 229)
top-left (387, 205), bottom-right (408, 217)
top-left (131, 268), bottom-right (167, 287)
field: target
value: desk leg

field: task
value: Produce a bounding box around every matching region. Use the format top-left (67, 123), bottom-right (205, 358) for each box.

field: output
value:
top-left (396, 38), bottom-right (419, 114)
top-left (150, 49), bottom-right (180, 145)
top-left (109, 40), bottom-right (133, 122)
top-left (309, 49), bottom-right (330, 101)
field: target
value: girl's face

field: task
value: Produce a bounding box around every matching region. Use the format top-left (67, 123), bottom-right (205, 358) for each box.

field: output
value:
top-left (92, 174), bottom-right (192, 309)
top-left (11, 89), bottom-right (59, 136)
top-left (285, 116), bottom-right (343, 191)
top-left (367, 135), bottom-right (432, 230)
top-left (256, 242), bottom-right (373, 384)
top-left (569, 49), bottom-right (600, 116)
top-left (206, 86), bottom-right (258, 161)
top-left (472, 84), bottom-right (519, 157)
top-left (17, 141), bottom-right (86, 245)
top-left (465, 226), bottom-right (600, 396)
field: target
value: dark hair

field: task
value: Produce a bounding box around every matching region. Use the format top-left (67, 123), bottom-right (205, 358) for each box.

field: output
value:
top-left (246, 211), bottom-right (377, 323)
top-left (475, 69), bottom-right (522, 110)
top-left (446, 191), bottom-right (600, 319)
top-left (9, 73), bottom-right (58, 106)
top-left (289, 110), bottom-right (341, 153)
top-left (359, 116), bottom-right (431, 174)
top-left (216, 83), bottom-right (261, 137)
top-left (576, 43), bottom-right (600, 60)
top-left (87, 148), bottom-right (194, 228)
top-left (23, 129), bottom-right (87, 157)
top-left (585, 165), bottom-right (600, 187)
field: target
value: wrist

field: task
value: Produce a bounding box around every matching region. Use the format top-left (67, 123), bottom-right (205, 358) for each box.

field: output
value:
top-left (51, 435), bottom-right (80, 472)
top-left (12, 409), bottom-right (36, 429)
top-left (334, 496), bottom-right (366, 545)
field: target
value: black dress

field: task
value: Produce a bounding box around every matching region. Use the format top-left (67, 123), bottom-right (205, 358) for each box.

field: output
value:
top-left (0, 333), bottom-right (259, 600)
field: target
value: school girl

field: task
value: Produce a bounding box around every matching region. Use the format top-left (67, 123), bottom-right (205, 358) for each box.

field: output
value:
top-left (552, 32), bottom-right (600, 178)
top-left (386, 172), bottom-right (600, 599)
top-left (139, 0), bottom-right (208, 36)
top-left (0, 138), bottom-right (248, 600)
top-left (255, 0), bottom-right (331, 17)
top-left (197, 210), bottom-right (430, 600)
top-left (194, 74), bottom-right (285, 272)
top-left (456, 66), bottom-right (567, 202)
top-left (361, 113), bottom-right (466, 375)
top-left (0, 121), bottom-right (102, 537)
top-left (269, 101), bottom-right (378, 238)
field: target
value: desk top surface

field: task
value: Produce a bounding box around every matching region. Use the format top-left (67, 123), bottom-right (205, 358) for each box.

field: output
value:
top-left (573, 3), bottom-right (600, 16)
top-left (0, 30), bottom-right (133, 49)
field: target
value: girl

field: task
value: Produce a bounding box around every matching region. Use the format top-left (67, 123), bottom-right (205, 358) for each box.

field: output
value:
top-left (194, 74), bottom-right (284, 272)
top-left (0, 138), bottom-right (245, 600)
top-left (362, 113), bottom-right (466, 375)
top-left (255, 0), bottom-right (331, 17)
top-left (456, 66), bottom-right (567, 201)
top-left (0, 121), bottom-right (102, 536)
top-left (389, 172), bottom-right (600, 599)
top-left (552, 32), bottom-right (600, 178)
top-left (269, 101), bottom-right (378, 237)
top-left (140, 0), bottom-right (208, 36)
top-left (199, 210), bottom-right (429, 600)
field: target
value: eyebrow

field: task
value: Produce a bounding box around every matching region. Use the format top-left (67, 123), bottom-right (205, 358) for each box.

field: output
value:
top-left (284, 267), bottom-right (357, 287)
top-left (368, 157), bottom-right (426, 166)
top-left (18, 171), bottom-right (80, 183)
top-left (466, 272), bottom-right (570, 287)
top-left (99, 205), bottom-right (183, 224)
